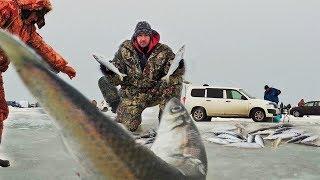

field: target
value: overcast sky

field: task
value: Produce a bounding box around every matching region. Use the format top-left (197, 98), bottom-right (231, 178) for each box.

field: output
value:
top-left (3, 0), bottom-right (320, 105)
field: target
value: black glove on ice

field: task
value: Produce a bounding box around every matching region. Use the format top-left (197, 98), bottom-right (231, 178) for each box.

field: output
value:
top-left (100, 64), bottom-right (115, 76)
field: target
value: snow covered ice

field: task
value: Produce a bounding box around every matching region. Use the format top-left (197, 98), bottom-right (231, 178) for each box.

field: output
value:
top-left (1, 107), bottom-right (320, 179)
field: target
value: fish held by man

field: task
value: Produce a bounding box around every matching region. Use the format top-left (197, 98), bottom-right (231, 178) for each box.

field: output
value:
top-left (161, 45), bottom-right (185, 83)
top-left (93, 53), bottom-right (127, 81)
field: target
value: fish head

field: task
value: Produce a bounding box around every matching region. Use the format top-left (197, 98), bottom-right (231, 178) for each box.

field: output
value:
top-left (92, 53), bottom-right (105, 61)
top-left (159, 98), bottom-right (191, 132)
top-left (154, 98), bottom-right (208, 178)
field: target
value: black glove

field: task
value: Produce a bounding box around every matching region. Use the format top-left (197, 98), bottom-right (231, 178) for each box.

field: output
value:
top-left (178, 59), bottom-right (185, 69)
top-left (100, 64), bottom-right (115, 76)
top-left (171, 59), bottom-right (185, 75)
top-left (109, 99), bottom-right (120, 113)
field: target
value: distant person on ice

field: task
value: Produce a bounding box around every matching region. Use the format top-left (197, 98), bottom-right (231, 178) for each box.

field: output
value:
top-left (0, 0), bottom-right (77, 167)
top-left (98, 21), bottom-right (185, 132)
top-left (298, 99), bottom-right (305, 107)
top-left (264, 85), bottom-right (281, 104)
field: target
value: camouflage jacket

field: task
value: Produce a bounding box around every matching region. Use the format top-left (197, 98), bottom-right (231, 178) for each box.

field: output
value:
top-left (106, 40), bottom-right (184, 98)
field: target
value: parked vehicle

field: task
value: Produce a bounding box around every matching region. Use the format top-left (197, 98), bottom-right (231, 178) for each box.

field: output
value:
top-left (290, 101), bottom-right (320, 117)
top-left (29, 102), bottom-right (40, 108)
top-left (18, 100), bottom-right (29, 108)
top-left (6, 101), bottom-right (22, 108)
top-left (182, 84), bottom-right (279, 122)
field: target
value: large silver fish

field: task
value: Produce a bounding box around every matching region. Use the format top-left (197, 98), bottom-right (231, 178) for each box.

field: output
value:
top-left (264, 132), bottom-right (299, 140)
top-left (249, 124), bottom-right (294, 134)
top-left (224, 142), bottom-right (262, 149)
top-left (161, 45), bottom-right (185, 83)
top-left (217, 134), bottom-right (243, 142)
top-left (286, 133), bottom-right (312, 143)
top-left (151, 98), bottom-right (208, 180)
top-left (206, 137), bottom-right (230, 145)
top-left (211, 130), bottom-right (238, 136)
top-left (0, 30), bottom-right (207, 179)
top-left (223, 138), bottom-right (243, 143)
top-left (212, 130), bottom-right (245, 140)
top-left (254, 135), bottom-right (264, 148)
top-left (92, 53), bottom-right (127, 81)
top-left (252, 129), bottom-right (274, 136)
top-left (273, 127), bottom-right (293, 135)
top-left (247, 134), bottom-right (254, 143)
top-left (279, 129), bottom-right (304, 135)
top-left (300, 135), bottom-right (319, 143)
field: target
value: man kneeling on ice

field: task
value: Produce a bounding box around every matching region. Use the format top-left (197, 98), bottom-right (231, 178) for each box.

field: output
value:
top-left (98, 21), bottom-right (185, 132)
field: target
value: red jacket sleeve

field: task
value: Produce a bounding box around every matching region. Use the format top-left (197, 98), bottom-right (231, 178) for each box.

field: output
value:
top-left (27, 31), bottom-right (68, 72)
top-left (0, 50), bottom-right (10, 73)
top-left (0, 75), bottom-right (8, 122)
top-left (0, 6), bottom-right (11, 73)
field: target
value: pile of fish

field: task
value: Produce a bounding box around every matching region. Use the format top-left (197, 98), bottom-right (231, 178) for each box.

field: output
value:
top-left (204, 124), bottom-right (319, 149)
top-left (204, 127), bottom-right (265, 149)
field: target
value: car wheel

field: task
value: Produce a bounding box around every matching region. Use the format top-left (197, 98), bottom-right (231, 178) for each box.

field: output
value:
top-left (192, 107), bottom-right (207, 122)
top-left (292, 110), bottom-right (302, 117)
top-left (251, 109), bottom-right (266, 122)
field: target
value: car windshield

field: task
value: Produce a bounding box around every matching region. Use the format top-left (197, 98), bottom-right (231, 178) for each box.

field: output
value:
top-left (239, 89), bottom-right (255, 99)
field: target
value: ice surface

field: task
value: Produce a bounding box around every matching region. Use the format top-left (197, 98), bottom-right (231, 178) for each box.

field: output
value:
top-left (0, 107), bottom-right (319, 179)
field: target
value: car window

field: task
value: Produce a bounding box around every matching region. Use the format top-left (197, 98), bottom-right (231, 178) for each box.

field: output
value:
top-left (305, 102), bottom-right (314, 107)
top-left (239, 89), bottom-right (255, 99)
top-left (226, 90), bottom-right (243, 100)
top-left (315, 102), bottom-right (320, 106)
top-left (206, 88), bottom-right (223, 98)
top-left (191, 89), bottom-right (205, 97)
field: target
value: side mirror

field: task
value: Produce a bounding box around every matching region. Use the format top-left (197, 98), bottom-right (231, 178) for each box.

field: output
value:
top-left (241, 95), bottom-right (247, 100)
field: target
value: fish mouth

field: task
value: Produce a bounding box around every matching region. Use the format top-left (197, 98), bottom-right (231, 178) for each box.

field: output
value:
top-left (166, 98), bottom-right (186, 114)
top-left (170, 103), bottom-right (183, 114)
top-left (0, 30), bottom-right (207, 179)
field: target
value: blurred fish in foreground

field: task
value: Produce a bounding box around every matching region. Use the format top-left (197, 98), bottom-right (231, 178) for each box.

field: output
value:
top-left (0, 30), bottom-right (207, 179)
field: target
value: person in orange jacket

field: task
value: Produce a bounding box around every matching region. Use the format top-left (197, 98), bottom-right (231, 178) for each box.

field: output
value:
top-left (0, 0), bottom-right (76, 167)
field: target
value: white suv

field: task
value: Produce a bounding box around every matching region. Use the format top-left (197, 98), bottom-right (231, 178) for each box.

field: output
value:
top-left (182, 85), bottom-right (279, 122)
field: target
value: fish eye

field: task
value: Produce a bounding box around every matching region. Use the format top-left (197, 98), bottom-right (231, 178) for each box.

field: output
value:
top-left (171, 105), bottom-right (183, 113)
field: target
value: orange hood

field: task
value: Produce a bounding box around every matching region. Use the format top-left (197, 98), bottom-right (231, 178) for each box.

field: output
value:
top-left (16, 0), bottom-right (52, 12)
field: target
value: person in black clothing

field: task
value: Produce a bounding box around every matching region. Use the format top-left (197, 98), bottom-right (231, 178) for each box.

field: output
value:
top-left (264, 85), bottom-right (281, 104)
